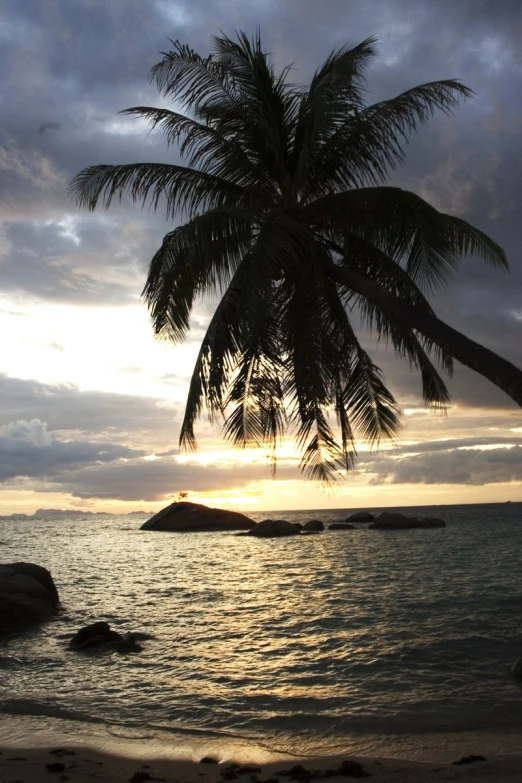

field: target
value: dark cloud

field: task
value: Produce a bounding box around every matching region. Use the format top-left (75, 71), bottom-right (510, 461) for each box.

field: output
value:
top-left (0, 374), bottom-right (182, 449)
top-left (0, 212), bottom-right (161, 305)
top-left (46, 457), bottom-right (296, 501)
top-left (366, 444), bottom-right (522, 486)
top-left (0, 418), bottom-right (143, 481)
top-left (0, 0), bottom-right (520, 412)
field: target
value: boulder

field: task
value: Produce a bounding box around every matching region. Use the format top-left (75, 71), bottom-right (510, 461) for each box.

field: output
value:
top-left (347, 511), bottom-right (375, 522)
top-left (141, 501), bottom-right (255, 532)
top-left (418, 516), bottom-right (446, 528)
top-left (303, 520), bottom-right (324, 531)
top-left (370, 512), bottom-right (446, 529)
top-left (69, 622), bottom-right (142, 654)
top-left (246, 519), bottom-right (301, 538)
top-left (328, 523), bottom-right (356, 530)
top-left (372, 512), bottom-right (418, 528)
top-left (0, 563), bottom-right (59, 630)
top-left (512, 659), bottom-right (522, 679)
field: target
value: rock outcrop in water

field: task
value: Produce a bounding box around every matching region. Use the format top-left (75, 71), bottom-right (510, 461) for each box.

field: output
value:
top-left (141, 501), bottom-right (255, 532)
top-left (346, 511), bottom-right (375, 522)
top-left (245, 519), bottom-right (301, 537)
top-left (0, 562), bottom-right (59, 630)
top-left (303, 520), bottom-right (324, 531)
top-left (328, 523), bottom-right (356, 530)
top-left (369, 512), bottom-right (446, 529)
top-left (69, 621), bottom-right (142, 654)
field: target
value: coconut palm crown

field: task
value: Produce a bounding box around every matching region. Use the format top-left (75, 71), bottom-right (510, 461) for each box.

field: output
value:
top-left (71, 31), bottom-right (521, 485)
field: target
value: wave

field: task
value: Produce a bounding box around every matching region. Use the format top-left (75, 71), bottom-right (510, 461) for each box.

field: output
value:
top-left (0, 698), bottom-right (106, 725)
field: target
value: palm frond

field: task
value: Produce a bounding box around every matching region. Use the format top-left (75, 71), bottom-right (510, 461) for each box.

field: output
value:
top-left (69, 162), bottom-right (244, 220)
top-left (446, 215), bottom-right (508, 269)
top-left (303, 80), bottom-right (472, 196)
top-left (121, 106), bottom-right (273, 195)
top-left (143, 207), bottom-right (256, 343)
top-left (298, 408), bottom-right (344, 486)
top-left (292, 37), bottom-right (377, 187)
top-left (310, 187), bottom-right (507, 293)
top-left (211, 30), bottom-right (300, 183)
top-left (179, 261), bottom-right (250, 451)
top-left (150, 40), bottom-right (242, 116)
top-left (344, 350), bottom-right (402, 446)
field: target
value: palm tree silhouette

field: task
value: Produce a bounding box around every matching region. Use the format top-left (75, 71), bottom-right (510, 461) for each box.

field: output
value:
top-left (71, 32), bottom-right (521, 484)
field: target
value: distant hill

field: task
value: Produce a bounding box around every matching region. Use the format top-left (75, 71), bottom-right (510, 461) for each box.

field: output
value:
top-left (0, 508), bottom-right (149, 520)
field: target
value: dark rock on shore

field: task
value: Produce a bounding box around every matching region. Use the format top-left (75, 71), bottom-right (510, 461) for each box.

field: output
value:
top-left (452, 755), bottom-right (487, 765)
top-left (328, 523), bottom-right (356, 530)
top-left (141, 501), bottom-right (255, 532)
top-left (0, 562), bottom-right (59, 630)
top-left (69, 621), bottom-right (142, 653)
top-left (277, 760), bottom-right (366, 780)
top-left (246, 519), bottom-right (301, 537)
top-left (303, 520), bottom-right (324, 531)
top-left (346, 511), bottom-right (375, 522)
top-left (369, 512), bottom-right (446, 529)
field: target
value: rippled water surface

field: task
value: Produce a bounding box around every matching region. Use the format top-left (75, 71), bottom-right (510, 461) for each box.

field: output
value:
top-left (1, 503), bottom-right (522, 761)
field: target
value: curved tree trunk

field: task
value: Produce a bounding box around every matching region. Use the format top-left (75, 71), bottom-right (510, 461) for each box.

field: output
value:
top-left (325, 262), bottom-right (522, 408)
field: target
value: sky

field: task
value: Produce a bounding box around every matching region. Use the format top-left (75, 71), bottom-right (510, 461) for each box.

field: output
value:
top-left (0, 0), bottom-right (521, 515)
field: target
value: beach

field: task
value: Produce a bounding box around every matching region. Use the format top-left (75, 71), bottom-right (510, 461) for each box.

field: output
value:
top-left (1, 746), bottom-right (522, 783)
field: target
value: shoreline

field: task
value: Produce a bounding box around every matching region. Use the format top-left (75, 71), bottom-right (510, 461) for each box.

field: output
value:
top-left (3, 713), bottom-right (522, 767)
top-left (1, 744), bottom-right (522, 783)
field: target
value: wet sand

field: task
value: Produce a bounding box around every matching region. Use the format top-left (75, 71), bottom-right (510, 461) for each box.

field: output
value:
top-left (1, 745), bottom-right (521, 783)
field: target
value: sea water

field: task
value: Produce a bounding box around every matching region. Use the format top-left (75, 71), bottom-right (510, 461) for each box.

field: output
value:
top-left (0, 502), bottom-right (521, 762)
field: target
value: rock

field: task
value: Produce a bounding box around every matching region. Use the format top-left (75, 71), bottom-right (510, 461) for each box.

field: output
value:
top-left (347, 511), bottom-right (375, 522)
top-left (0, 562), bottom-right (59, 630)
top-left (246, 519), bottom-right (301, 537)
top-left (69, 622), bottom-right (142, 654)
top-left (46, 762), bottom-right (66, 773)
top-left (328, 523), bottom-right (356, 530)
top-left (277, 765), bottom-right (311, 781)
top-left (303, 520), bottom-right (324, 531)
top-left (335, 758), bottom-right (367, 777)
top-left (417, 516), bottom-right (446, 528)
top-left (511, 659), bottom-right (522, 678)
top-left (369, 512), bottom-right (446, 529)
top-left (371, 512), bottom-right (418, 529)
top-left (129, 772), bottom-right (154, 782)
top-left (452, 755), bottom-right (487, 765)
top-left (141, 501), bottom-right (255, 532)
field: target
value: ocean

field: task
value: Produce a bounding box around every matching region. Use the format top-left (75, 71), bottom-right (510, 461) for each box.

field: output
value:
top-left (1, 502), bottom-right (521, 763)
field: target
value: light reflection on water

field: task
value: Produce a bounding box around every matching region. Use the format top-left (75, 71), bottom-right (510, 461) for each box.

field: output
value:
top-left (0, 502), bottom-right (522, 761)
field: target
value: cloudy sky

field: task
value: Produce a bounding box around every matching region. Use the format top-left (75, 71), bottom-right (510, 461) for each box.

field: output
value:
top-left (0, 0), bottom-right (521, 515)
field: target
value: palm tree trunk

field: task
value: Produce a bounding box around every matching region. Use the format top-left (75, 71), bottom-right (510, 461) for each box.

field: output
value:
top-left (325, 263), bottom-right (522, 407)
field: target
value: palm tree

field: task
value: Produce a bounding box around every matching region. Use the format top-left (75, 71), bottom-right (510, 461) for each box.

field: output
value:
top-left (71, 32), bottom-right (522, 484)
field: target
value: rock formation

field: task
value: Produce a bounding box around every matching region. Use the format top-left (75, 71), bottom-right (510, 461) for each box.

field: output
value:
top-left (245, 519), bottom-right (301, 537)
top-left (347, 511), bottom-right (375, 522)
top-left (369, 512), bottom-right (446, 529)
top-left (69, 621), bottom-right (142, 653)
top-left (303, 520), bottom-right (325, 531)
top-left (0, 562), bottom-right (59, 630)
top-left (141, 501), bottom-right (255, 532)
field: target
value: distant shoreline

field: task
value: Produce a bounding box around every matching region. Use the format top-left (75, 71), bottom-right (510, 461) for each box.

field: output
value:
top-left (1, 499), bottom-right (521, 520)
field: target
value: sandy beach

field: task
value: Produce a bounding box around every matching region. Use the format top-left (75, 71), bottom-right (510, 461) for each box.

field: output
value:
top-left (1, 746), bottom-right (521, 783)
